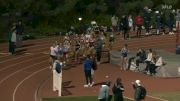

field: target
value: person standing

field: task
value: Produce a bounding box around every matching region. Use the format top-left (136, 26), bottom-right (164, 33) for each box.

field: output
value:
top-left (122, 15), bottom-right (129, 40)
top-left (121, 44), bottom-right (128, 70)
top-left (111, 15), bottom-right (119, 33)
top-left (112, 78), bottom-right (125, 101)
top-left (128, 15), bottom-right (134, 34)
top-left (8, 29), bottom-right (17, 55)
top-left (132, 80), bottom-right (146, 101)
top-left (168, 10), bottom-right (176, 35)
top-left (98, 82), bottom-right (111, 101)
top-left (95, 37), bottom-right (103, 64)
top-left (176, 9), bottom-right (180, 30)
top-left (155, 11), bottom-right (161, 35)
top-left (49, 43), bottom-right (58, 68)
top-left (52, 58), bottom-right (62, 96)
top-left (15, 20), bottom-right (23, 47)
top-left (143, 7), bottom-right (151, 35)
top-left (135, 14), bottom-right (144, 38)
top-left (83, 55), bottom-right (93, 87)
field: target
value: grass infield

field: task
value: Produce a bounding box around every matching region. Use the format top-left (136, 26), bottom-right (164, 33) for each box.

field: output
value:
top-left (43, 96), bottom-right (132, 101)
top-left (151, 92), bottom-right (180, 101)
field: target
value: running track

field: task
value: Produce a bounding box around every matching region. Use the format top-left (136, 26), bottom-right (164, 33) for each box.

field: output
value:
top-left (0, 34), bottom-right (180, 101)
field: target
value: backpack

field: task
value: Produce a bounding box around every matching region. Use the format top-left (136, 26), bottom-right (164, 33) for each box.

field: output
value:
top-left (140, 86), bottom-right (147, 99)
top-left (55, 62), bottom-right (61, 74)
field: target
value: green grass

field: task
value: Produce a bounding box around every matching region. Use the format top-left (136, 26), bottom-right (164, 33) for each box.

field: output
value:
top-left (43, 96), bottom-right (132, 101)
top-left (151, 92), bottom-right (180, 101)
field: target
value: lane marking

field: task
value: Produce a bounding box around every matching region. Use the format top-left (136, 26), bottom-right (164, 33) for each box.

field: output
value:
top-left (13, 67), bottom-right (48, 101)
top-left (35, 74), bottom-right (51, 101)
top-left (0, 60), bottom-right (48, 84)
top-left (147, 95), bottom-right (168, 101)
top-left (0, 55), bottom-right (46, 72)
top-left (0, 54), bottom-right (31, 63)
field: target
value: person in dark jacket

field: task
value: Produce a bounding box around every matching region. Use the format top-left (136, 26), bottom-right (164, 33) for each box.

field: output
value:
top-left (83, 55), bottom-right (93, 87)
top-left (112, 78), bottom-right (124, 101)
top-left (136, 49), bottom-right (146, 70)
top-left (95, 37), bottom-right (103, 64)
top-left (143, 8), bottom-right (152, 35)
top-left (15, 20), bottom-right (23, 47)
top-left (122, 15), bottom-right (129, 40)
top-left (132, 80), bottom-right (142, 101)
top-left (155, 11), bottom-right (161, 34)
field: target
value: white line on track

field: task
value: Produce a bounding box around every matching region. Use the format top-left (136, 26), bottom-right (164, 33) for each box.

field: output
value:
top-left (0, 60), bottom-right (48, 84)
top-left (147, 95), bottom-right (168, 101)
top-left (35, 74), bottom-right (51, 101)
top-left (0, 54), bottom-right (31, 63)
top-left (0, 55), bottom-right (46, 72)
top-left (13, 67), bottom-right (48, 101)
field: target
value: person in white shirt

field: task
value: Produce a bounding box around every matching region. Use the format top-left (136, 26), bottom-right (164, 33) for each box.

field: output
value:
top-left (111, 15), bottom-right (119, 33)
top-left (128, 15), bottom-right (133, 32)
top-left (98, 82), bottom-right (111, 101)
top-left (9, 30), bottom-right (17, 55)
top-left (49, 43), bottom-right (58, 68)
top-left (52, 59), bottom-right (62, 96)
top-left (144, 49), bottom-right (153, 73)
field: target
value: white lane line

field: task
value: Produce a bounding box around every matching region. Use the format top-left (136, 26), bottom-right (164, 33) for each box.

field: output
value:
top-left (123, 96), bottom-right (134, 100)
top-left (0, 55), bottom-right (46, 72)
top-left (147, 95), bottom-right (168, 101)
top-left (0, 52), bottom-right (10, 55)
top-left (0, 54), bottom-right (30, 63)
top-left (0, 60), bottom-right (48, 84)
top-left (35, 74), bottom-right (51, 101)
top-left (13, 67), bottom-right (48, 101)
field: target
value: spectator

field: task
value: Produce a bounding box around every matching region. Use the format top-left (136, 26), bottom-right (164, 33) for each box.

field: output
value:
top-left (15, 20), bottom-right (23, 47)
top-left (176, 9), bottom-right (180, 30)
top-left (112, 78), bottom-right (124, 101)
top-left (128, 15), bottom-right (134, 33)
top-left (98, 82), bottom-right (111, 101)
top-left (160, 12), bottom-right (166, 35)
top-left (83, 55), bottom-right (93, 87)
top-left (135, 14), bottom-right (144, 38)
top-left (111, 15), bottom-right (119, 33)
top-left (132, 80), bottom-right (146, 101)
top-left (168, 10), bottom-right (176, 35)
top-left (155, 11), bottom-right (161, 34)
top-left (9, 29), bottom-right (17, 55)
top-left (144, 49), bottom-right (153, 74)
top-left (122, 15), bottom-right (129, 40)
top-left (109, 32), bottom-right (115, 50)
top-left (121, 44), bottom-right (128, 70)
top-left (155, 55), bottom-right (166, 77)
top-left (144, 8), bottom-right (152, 35)
top-left (95, 37), bottom-right (103, 64)
top-left (49, 43), bottom-right (58, 68)
top-left (52, 58), bottom-right (62, 96)
top-left (136, 49), bottom-right (146, 70)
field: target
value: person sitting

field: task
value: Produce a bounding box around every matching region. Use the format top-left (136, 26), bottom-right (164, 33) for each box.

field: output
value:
top-left (144, 49), bottom-right (153, 74)
top-left (136, 49), bottom-right (146, 71)
top-left (155, 55), bottom-right (166, 76)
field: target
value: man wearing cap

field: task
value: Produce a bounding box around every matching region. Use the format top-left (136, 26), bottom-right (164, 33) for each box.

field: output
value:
top-left (132, 80), bottom-right (142, 101)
